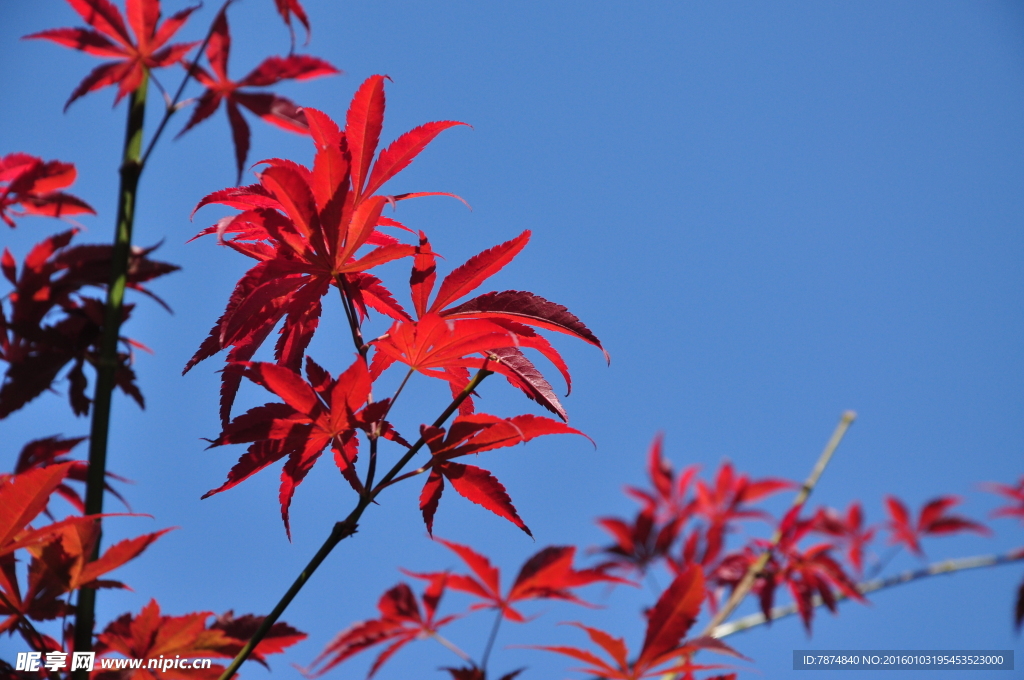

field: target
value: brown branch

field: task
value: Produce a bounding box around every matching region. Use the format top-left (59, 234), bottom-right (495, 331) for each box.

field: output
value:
top-left (699, 410), bottom-right (856, 637)
top-left (712, 549), bottom-right (1024, 638)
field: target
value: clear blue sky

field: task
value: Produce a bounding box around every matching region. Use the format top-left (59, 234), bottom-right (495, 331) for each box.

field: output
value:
top-left (1, 1), bottom-right (1022, 678)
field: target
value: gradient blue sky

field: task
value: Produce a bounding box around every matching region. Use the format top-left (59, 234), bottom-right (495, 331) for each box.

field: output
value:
top-left (1, 1), bottom-right (1022, 678)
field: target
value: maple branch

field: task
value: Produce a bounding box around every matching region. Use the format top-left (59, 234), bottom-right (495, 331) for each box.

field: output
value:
top-left (712, 549), bottom-right (1024, 638)
top-left (432, 631), bottom-right (475, 664)
top-left (480, 608), bottom-right (504, 672)
top-left (699, 410), bottom-right (856, 637)
top-left (139, 0), bottom-right (234, 170)
top-left (372, 367), bottom-right (493, 496)
top-left (216, 369), bottom-right (492, 680)
top-left (364, 436), bottom-right (380, 498)
top-left (74, 77), bottom-right (150, 677)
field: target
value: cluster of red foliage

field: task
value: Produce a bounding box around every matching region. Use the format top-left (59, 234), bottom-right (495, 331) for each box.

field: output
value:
top-left (2, 0), bottom-right (328, 676)
top-left (2, 1), bottom-right (1022, 679)
top-left (184, 73), bottom-right (607, 541)
top-left (306, 437), bottom-right (1022, 679)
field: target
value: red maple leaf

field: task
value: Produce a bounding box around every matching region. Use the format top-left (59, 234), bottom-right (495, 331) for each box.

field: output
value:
top-left (25, 0), bottom-right (200, 110)
top-left (810, 502), bottom-right (876, 576)
top-left (0, 465), bottom-right (168, 644)
top-left (203, 357), bottom-right (404, 538)
top-left (371, 231), bottom-right (607, 420)
top-left (399, 414), bottom-right (589, 536)
top-left (693, 462), bottom-right (795, 565)
top-left (884, 495), bottom-right (991, 556)
top-left (981, 476), bottom-right (1024, 526)
top-left (0, 153), bottom-right (94, 228)
top-left (596, 507), bottom-right (683, 577)
top-left (531, 566), bottom-right (741, 679)
top-left (624, 434), bottom-right (699, 522)
top-left (0, 230), bottom-right (178, 417)
top-left (186, 75), bottom-right (467, 424)
top-left (414, 538), bottom-right (626, 624)
top-left (177, 9), bottom-right (339, 182)
top-left (273, 0), bottom-right (310, 49)
top-left (1, 435), bottom-right (129, 517)
top-left (94, 599), bottom-right (305, 680)
top-left (303, 575), bottom-right (454, 678)
top-left (745, 508), bottom-right (866, 632)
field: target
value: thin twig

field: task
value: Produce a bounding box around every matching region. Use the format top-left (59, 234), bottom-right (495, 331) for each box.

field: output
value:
top-left (480, 608), bottom-right (504, 672)
top-left (712, 549), bottom-right (1024, 638)
top-left (334, 274), bottom-right (369, 359)
top-left (365, 369), bottom-right (415, 492)
top-left (139, 0), bottom-right (234, 169)
top-left (432, 631), bottom-right (475, 664)
top-left (699, 410), bottom-right (856, 637)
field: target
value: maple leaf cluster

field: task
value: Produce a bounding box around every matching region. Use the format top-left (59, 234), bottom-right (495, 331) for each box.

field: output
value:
top-left (0, 229), bottom-right (178, 418)
top-left (305, 536), bottom-right (745, 680)
top-left (0, 460), bottom-right (307, 673)
top-left (590, 436), bottom-right (1007, 635)
top-left (187, 72), bottom-right (607, 539)
top-left (28, 0), bottom-right (338, 182)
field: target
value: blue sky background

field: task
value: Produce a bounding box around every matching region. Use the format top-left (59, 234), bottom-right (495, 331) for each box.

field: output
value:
top-left (1, 1), bottom-right (1022, 678)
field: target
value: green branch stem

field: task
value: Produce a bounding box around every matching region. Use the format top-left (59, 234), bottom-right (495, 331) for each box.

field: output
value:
top-left (72, 8), bottom-right (236, 671)
top-left (712, 549), bottom-right (1024, 638)
top-left (699, 410), bottom-right (856, 637)
top-left (73, 78), bottom-right (149, 677)
top-left (216, 369), bottom-right (492, 680)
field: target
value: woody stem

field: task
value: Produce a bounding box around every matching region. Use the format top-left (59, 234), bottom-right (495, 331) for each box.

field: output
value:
top-left (73, 77), bottom-right (149, 680)
top-left (712, 549), bottom-right (1024, 638)
top-left (699, 410), bottom-right (856, 637)
top-left (334, 274), bottom-right (368, 359)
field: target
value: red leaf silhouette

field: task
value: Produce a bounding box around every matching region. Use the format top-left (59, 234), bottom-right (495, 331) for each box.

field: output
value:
top-left (981, 477), bottom-right (1024, 526)
top-left (273, 0), bottom-right (310, 47)
top-left (188, 78), bottom-right (464, 423)
top-left (26, 0), bottom-right (200, 109)
top-left (407, 414), bottom-right (588, 535)
top-left (415, 538), bottom-right (623, 623)
top-left (3, 435), bottom-right (129, 517)
top-left (1, 230), bottom-right (177, 417)
top-left (95, 599), bottom-right (305, 679)
top-left (811, 502), bottom-right (876, 576)
top-left (204, 357), bottom-right (395, 538)
top-left (0, 153), bottom-right (94, 228)
top-left (884, 495), bottom-right (990, 556)
top-left (303, 576), bottom-right (454, 678)
top-left (177, 10), bottom-right (339, 182)
top-left (531, 567), bottom-right (737, 679)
